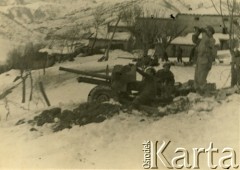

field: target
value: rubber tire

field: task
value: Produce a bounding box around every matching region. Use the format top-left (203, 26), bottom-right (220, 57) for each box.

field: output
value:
top-left (88, 85), bottom-right (112, 103)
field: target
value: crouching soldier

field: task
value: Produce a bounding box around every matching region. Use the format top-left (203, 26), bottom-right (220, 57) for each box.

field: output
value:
top-left (156, 62), bottom-right (175, 101)
top-left (132, 67), bottom-right (157, 109)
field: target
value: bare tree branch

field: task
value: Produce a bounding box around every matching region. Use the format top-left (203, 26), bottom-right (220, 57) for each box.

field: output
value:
top-left (4, 97), bottom-right (10, 120)
top-left (39, 81), bottom-right (51, 107)
top-left (211, 0), bottom-right (221, 15)
top-left (29, 71), bottom-right (33, 101)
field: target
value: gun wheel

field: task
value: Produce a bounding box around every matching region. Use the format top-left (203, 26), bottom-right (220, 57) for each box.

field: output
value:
top-left (88, 85), bottom-right (112, 103)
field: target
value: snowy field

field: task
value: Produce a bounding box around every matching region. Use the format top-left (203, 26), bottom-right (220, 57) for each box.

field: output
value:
top-left (0, 0), bottom-right (239, 168)
top-left (0, 50), bottom-right (239, 169)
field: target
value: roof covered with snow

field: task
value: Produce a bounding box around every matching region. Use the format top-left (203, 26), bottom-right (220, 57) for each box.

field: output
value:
top-left (39, 46), bottom-right (75, 55)
top-left (109, 21), bottom-right (131, 27)
top-left (89, 31), bottom-right (132, 41)
top-left (171, 32), bottom-right (232, 45)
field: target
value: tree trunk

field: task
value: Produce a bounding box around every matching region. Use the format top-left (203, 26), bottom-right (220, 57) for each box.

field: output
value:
top-left (228, 5), bottom-right (236, 87)
top-left (0, 82), bottom-right (21, 100)
top-left (20, 70), bottom-right (26, 103)
top-left (154, 43), bottom-right (161, 59)
top-left (143, 43), bottom-right (149, 57)
top-left (231, 64), bottom-right (237, 86)
top-left (22, 77), bottom-right (26, 103)
top-left (231, 51), bottom-right (238, 86)
top-left (29, 71), bottom-right (33, 101)
top-left (39, 81), bottom-right (51, 106)
top-left (104, 16), bottom-right (121, 61)
top-left (91, 29), bottom-right (98, 54)
top-left (43, 56), bottom-right (47, 75)
top-left (106, 65), bottom-right (109, 76)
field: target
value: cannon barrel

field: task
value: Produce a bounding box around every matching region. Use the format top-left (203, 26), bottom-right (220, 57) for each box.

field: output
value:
top-left (118, 57), bottom-right (137, 60)
top-left (77, 76), bottom-right (110, 86)
top-left (59, 67), bottom-right (111, 80)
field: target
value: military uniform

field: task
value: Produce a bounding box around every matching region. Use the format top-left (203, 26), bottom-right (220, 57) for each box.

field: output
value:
top-left (132, 68), bottom-right (157, 108)
top-left (176, 46), bottom-right (183, 63)
top-left (156, 69), bottom-right (175, 85)
top-left (156, 64), bottom-right (175, 99)
top-left (192, 26), bottom-right (217, 91)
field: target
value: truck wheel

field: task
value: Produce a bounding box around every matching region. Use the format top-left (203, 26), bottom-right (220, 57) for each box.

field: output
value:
top-left (88, 85), bottom-right (112, 103)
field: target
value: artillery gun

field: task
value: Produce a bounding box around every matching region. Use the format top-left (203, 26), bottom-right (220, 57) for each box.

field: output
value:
top-left (59, 64), bottom-right (140, 103)
top-left (59, 65), bottom-right (198, 104)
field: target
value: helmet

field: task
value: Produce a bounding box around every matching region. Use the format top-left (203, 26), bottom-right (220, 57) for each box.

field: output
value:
top-left (206, 26), bottom-right (215, 35)
top-left (145, 67), bottom-right (156, 75)
top-left (163, 62), bottom-right (172, 68)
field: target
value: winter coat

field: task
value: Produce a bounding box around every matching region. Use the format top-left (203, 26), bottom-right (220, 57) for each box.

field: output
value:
top-left (192, 32), bottom-right (217, 68)
top-left (137, 68), bottom-right (157, 98)
top-left (156, 69), bottom-right (175, 86)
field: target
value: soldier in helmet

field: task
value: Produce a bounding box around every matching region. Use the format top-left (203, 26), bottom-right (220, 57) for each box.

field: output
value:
top-left (156, 62), bottom-right (175, 100)
top-left (156, 63), bottom-right (175, 85)
top-left (192, 25), bottom-right (217, 94)
top-left (132, 67), bottom-right (157, 109)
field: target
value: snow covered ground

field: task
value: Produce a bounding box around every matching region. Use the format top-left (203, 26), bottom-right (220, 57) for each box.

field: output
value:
top-left (0, 50), bottom-right (239, 169)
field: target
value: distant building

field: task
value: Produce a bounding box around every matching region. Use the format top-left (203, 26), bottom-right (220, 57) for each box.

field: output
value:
top-left (87, 20), bottom-right (134, 51)
top-left (177, 13), bottom-right (233, 34)
top-left (177, 5), bottom-right (240, 34)
top-left (87, 7), bottom-right (240, 55)
top-left (88, 31), bottom-right (134, 51)
top-left (134, 9), bottom-right (240, 58)
top-left (168, 11), bottom-right (240, 57)
top-left (169, 33), bottom-right (230, 57)
top-left (107, 21), bottom-right (131, 33)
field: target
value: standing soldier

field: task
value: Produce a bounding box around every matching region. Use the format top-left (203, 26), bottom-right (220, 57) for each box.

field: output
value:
top-left (190, 26), bottom-right (201, 63)
top-left (192, 26), bottom-right (217, 94)
top-left (176, 46), bottom-right (183, 63)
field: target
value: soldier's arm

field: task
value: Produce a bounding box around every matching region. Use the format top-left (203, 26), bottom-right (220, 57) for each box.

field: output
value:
top-left (136, 67), bottom-right (148, 77)
top-left (156, 70), bottom-right (163, 82)
top-left (192, 29), bottom-right (201, 44)
top-left (209, 38), bottom-right (217, 62)
top-left (136, 67), bottom-right (153, 79)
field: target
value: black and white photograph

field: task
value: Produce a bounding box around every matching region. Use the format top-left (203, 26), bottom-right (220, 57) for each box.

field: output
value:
top-left (0, 0), bottom-right (239, 169)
